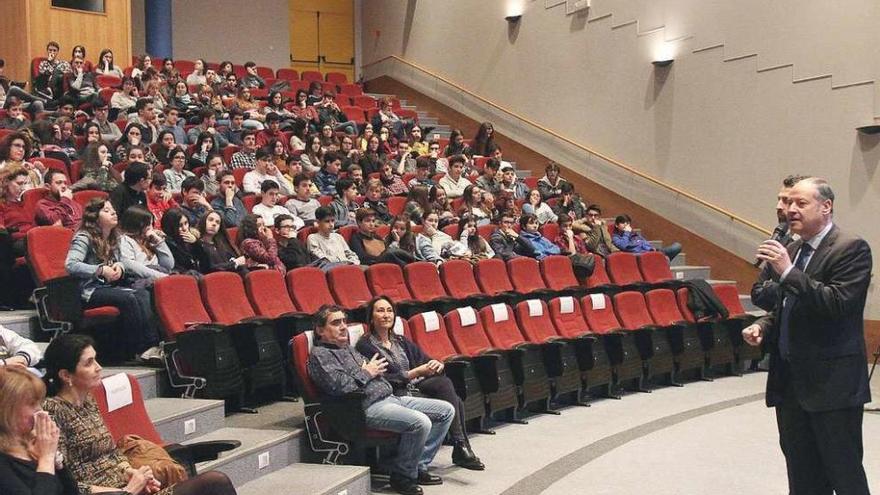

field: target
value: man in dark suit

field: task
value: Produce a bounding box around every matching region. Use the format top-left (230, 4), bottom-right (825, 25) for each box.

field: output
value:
top-left (750, 174), bottom-right (810, 311)
top-left (743, 177), bottom-right (872, 494)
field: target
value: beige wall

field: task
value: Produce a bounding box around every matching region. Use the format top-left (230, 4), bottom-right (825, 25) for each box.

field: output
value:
top-left (130, 0), bottom-right (291, 69)
top-left (360, 0), bottom-right (880, 318)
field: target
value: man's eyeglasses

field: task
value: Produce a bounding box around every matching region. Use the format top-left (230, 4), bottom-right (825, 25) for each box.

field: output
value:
top-left (278, 224), bottom-right (296, 230)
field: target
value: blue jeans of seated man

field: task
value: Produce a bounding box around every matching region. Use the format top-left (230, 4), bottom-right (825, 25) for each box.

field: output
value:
top-left (364, 395), bottom-right (455, 479)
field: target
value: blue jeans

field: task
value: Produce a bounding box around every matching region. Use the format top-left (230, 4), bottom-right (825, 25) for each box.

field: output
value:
top-left (365, 395), bottom-right (455, 479)
top-left (659, 242), bottom-right (682, 261)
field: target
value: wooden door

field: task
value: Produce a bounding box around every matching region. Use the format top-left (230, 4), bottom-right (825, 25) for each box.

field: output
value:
top-left (289, 0), bottom-right (354, 82)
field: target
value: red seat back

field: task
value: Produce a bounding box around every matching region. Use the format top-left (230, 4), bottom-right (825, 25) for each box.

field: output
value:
top-left (584, 256), bottom-right (612, 288)
top-left (548, 296), bottom-right (591, 338)
top-left (245, 270), bottom-right (297, 318)
top-left (93, 374), bottom-right (163, 445)
top-left (276, 68), bottom-right (299, 81)
top-left (580, 293), bottom-right (622, 334)
top-left (72, 190), bottom-right (109, 208)
top-left (713, 283), bottom-right (747, 317)
top-left (540, 255), bottom-right (580, 290)
top-left (476, 224), bottom-right (496, 242)
top-left (507, 257), bottom-right (547, 293)
top-left (606, 252), bottom-right (645, 285)
top-left (404, 262), bottom-right (448, 301)
top-left (339, 83), bottom-right (363, 96)
top-left (613, 291), bottom-right (654, 330)
top-left (675, 287), bottom-right (698, 323)
top-left (539, 223), bottom-right (559, 241)
top-left (301, 71), bottom-right (323, 82)
top-left (387, 196), bottom-right (407, 216)
top-left (478, 303), bottom-right (528, 349)
top-left (366, 263), bottom-right (412, 301)
top-left (645, 288), bottom-right (686, 326)
top-left (325, 72), bottom-right (348, 84)
top-left (154, 275), bottom-right (213, 339)
top-left (439, 260), bottom-right (483, 299)
top-left (638, 251), bottom-right (675, 283)
top-left (327, 264), bottom-right (373, 310)
top-left (408, 311), bottom-right (459, 361)
top-left (292, 332), bottom-right (321, 400)
top-left (286, 267), bottom-right (335, 313)
top-left (514, 299), bottom-right (560, 343)
top-left (26, 226), bottom-right (73, 283)
top-left (474, 258), bottom-right (515, 295)
top-left (443, 307), bottom-right (493, 357)
top-left (200, 272), bottom-right (256, 324)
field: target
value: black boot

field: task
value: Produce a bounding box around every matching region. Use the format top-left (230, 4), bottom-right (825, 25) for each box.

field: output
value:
top-left (389, 473), bottom-right (423, 495)
top-left (452, 440), bottom-right (485, 470)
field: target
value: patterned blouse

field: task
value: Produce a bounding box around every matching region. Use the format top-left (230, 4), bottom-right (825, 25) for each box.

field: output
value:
top-left (43, 396), bottom-right (175, 495)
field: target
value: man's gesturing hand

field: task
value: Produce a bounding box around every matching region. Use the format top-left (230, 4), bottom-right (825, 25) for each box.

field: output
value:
top-left (362, 353), bottom-right (388, 377)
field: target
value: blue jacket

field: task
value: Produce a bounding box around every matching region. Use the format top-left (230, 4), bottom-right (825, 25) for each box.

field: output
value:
top-left (519, 230), bottom-right (561, 260)
top-left (612, 229), bottom-right (654, 253)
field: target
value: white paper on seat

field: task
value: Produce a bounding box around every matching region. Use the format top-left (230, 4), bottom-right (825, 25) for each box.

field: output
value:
top-left (393, 317), bottom-right (405, 336)
top-left (347, 324), bottom-right (365, 344)
top-left (457, 307), bottom-right (477, 326)
top-left (423, 311), bottom-right (440, 332)
top-left (304, 331), bottom-right (314, 351)
top-left (527, 299), bottom-right (543, 317)
top-left (102, 373), bottom-right (133, 413)
top-left (559, 296), bottom-right (575, 314)
top-left (491, 303), bottom-right (508, 322)
top-left (590, 293), bottom-right (606, 310)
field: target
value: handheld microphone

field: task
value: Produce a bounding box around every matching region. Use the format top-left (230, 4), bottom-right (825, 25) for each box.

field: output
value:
top-left (754, 222), bottom-right (788, 267)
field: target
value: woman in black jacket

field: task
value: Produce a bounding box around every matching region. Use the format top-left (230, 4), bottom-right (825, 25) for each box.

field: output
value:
top-left (160, 208), bottom-right (203, 274)
top-left (356, 296), bottom-right (484, 471)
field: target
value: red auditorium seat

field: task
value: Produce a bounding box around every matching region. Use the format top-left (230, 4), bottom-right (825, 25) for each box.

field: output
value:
top-left (613, 291), bottom-right (677, 385)
top-left (200, 272), bottom-right (285, 396)
top-left (174, 60), bottom-right (195, 73)
top-left (408, 311), bottom-right (489, 430)
top-left (645, 288), bottom-right (706, 379)
top-left (339, 83), bottom-right (363, 96)
top-left (232, 168), bottom-right (248, 188)
top-left (327, 264), bottom-right (373, 321)
top-left (286, 267), bottom-right (335, 315)
top-left (341, 106), bottom-right (366, 126)
top-left (540, 255), bottom-right (587, 294)
top-left (290, 332), bottom-right (398, 464)
top-left (245, 269), bottom-right (310, 333)
top-left (153, 275), bottom-right (245, 401)
top-left (72, 190), bottom-right (108, 208)
top-left (523, 177), bottom-right (539, 190)
top-left (548, 296), bottom-right (614, 396)
top-left (474, 258), bottom-right (520, 305)
top-left (255, 66), bottom-right (274, 79)
top-left (513, 299), bottom-right (585, 402)
top-left (387, 196), bottom-right (407, 216)
top-left (96, 74), bottom-right (122, 88)
top-left (675, 287), bottom-right (737, 374)
top-left (403, 262), bottom-right (458, 314)
top-left (606, 252), bottom-right (649, 288)
top-left (276, 68), bottom-right (299, 81)
top-left (365, 263), bottom-right (420, 317)
top-left (26, 227), bottom-right (119, 339)
top-left (222, 144), bottom-right (239, 163)
top-left (325, 72), bottom-right (348, 84)
top-left (583, 255), bottom-right (615, 291)
top-left (638, 251), bottom-right (677, 284)
top-left (539, 223), bottom-right (559, 241)
top-left (337, 225), bottom-right (357, 243)
top-left (711, 283), bottom-right (763, 367)
top-left (476, 224), bottom-right (497, 241)
top-left (439, 259), bottom-right (493, 307)
top-left (351, 95), bottom-right (376, 108)
top-left (581, 293), bottom-right (643, 390)
top-left (301, 70), bottom-right (323, 82)
top-left (507, 257), bottom-right (556, 298)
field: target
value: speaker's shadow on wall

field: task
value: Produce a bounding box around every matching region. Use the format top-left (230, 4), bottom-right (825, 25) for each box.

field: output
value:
top-left (508, 19), bottom-right (521, 43)
top-left (849, 132), bottom-right (880, 203)
top-left (402, 0), bottom-right (417, 54)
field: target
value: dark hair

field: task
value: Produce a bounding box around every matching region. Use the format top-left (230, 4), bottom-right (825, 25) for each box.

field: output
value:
top-left (160, 208), bottom-right (187, 243)
top-left (586, 204), bottom-right (601, 214)
top-left (43, 168), bottom-right (66, 185)
top-left (0, 132), bottom-right (32, 162)
top-left (260, 179), bottom-right (279, 193)
top-left (559, 182), bottom-right (575, 194)
top-left (42, 334), bottom-right (96, 396)
top-left (614, 214), bottom-right (632, 226)
top-left (166, 145), bottom-right (187, 164)
top-left (448, 154), bottom-right (467, 167)
top-left (273, 214), bottom-right (296, 229)
top-left (291, 173), bottom-right (309, 188)
top-left (783, 174), bottom-right (811, 188)
top-left (355, 207), bottom-right (376, 223)
top-left (135, 97), bottom-right (154, 113)
top-left (244, 61), bottom-right (256, 69)
top-left (238, 214), bottom-right (261, 243)
top-left (120, 205), bottom-right (154, 238)
top-left (519, 213), bottom-right (538, 230)
top-left (484, 158), bottom-right (500, 172)
top-left (365, 295), bottom-right (397, 336)
top-left (387, 214), bottom-right (416, 252)
top-left (151, 172), bottom-right (167, 188)
top-left (240, 129), bottom-right (256, 140)
top-left (323, 152), bottom-right (341, 167)
top-left (336, 177), bottom-right (355, 196)
top-left (47, 41), bottom-right (60, 50)
top-left (197, 107), bottom-right (215, 123)
top-left (197, 210), bottom-right (237, 256)
top-left (124, 162), bottom-right (150, 185)
top-left (315, 206), bottom-right (335, 221)
top-left (315, 304), bottom-right (345, 330)
top-left (181, 176), bottom-right (204, 193)
top-left (255, 148), bottom-right (272, 161)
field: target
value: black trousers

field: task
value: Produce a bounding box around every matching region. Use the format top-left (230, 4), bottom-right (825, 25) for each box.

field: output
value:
top-left (416, 375), bottom-right (467, 442)
top-left (775, 376), bottom-right (870, 495)
top-left (88, 286), bottom-right (160, 356)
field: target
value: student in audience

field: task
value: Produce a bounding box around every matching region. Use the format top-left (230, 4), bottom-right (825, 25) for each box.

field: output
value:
top-left (237, 214), bottom-right (284, 273)
top-left (130, 54), bottom-right (153, 81)
top-left (537, 162), bottom-right (569, 201)
top-left (178, 176), bottom-right (213, 226)
top-left (233, 87), bottom-right (265, 127)
top-left (54, 117), bottom-right (78, 160)
top-left (443, 129), bottom-right (471, 158)
top-left (269, 139), bottom-right (291, 178)
top-left (474, 158), bottom-right (501, 195)
top-left (330, 178), bottom-right (360, 228)
top-left (187, 108), bottom-right (229, 150)
top-left (612, 214), bottom-right (681, 260)
top-left (458, 185), bottom-right (490, 226)
top-left (438, 155), bottom-right (472, 199)
top-left (35, 169), bottom-right (83, 229)
top-left (426, 141), bottom-right (447, 175)
top-left (372, 97), bottom-right (412, 139)
top-left (403, 186), bottom-right (431, 225)
top-left (490, 210), bottom-right (535, 261)
top-left (554, 216), bottom-right (590, 256)
top-left (349, 163), bottom-right (366, 194)
top-left (145, 173), bottom-right (179, 228)
top-left (377, 126), bottom-right (396, 157)
top-left (314, 152), bottom-right (341, 197)
top-left (308, 304), bottom-right (453, 495)
top-left (0, 169), bottom-right (34, 247)
top-left (210, 170), bottom-right (246, 227)
top-left (0, 366), bottom-right (77, 495)
top-left (255, 113), bottom-right (286, 152)
top-left (522, 188), bottom-right (557, 225)
top-left (499, 163), bottom-right (528, 200)
top-left (95, 49), bottom-right (124, 78)
top-left (415, 210), bottom-right (454, 264)
top-left (316, 90), bottom-right (357, 135)
top-left (0, 324), bottom-right (41, 368)
top-left (169, 80), bottom-right (198, 118)
top-left (274, 214), bottom-right (318, 271)
top-left (114, 123), bottom-right (157, 165)
top-left (64, 58), bottom-right (99, 107)
top-left (65, 199), bottom-right (161, 360)
top-left (160, 208), bottom-right (202, 273)
top-left (219, 109), bottom-right (246, 146)
top-left (154, 130), bottom-right (178, 167)
top-left (163, 146), bottom-right (194, 193)
top-left (359, 134), bottom-right (384, 176)
top-left (72, 142), bottom-right (120, 192)
top-left (429, 185), bottom-right (458, 227)
top-left (363, 179), bottom-right (392, 224)
top-left (0, 98), bottom-right (28, 131)
top-left (109, 161), bottom-right (150, 219)
top-left (252, 179), bottom-right (301, 229)
top-left (300, 134), bottom-right (324, 174)
top-left (356, 123), bottom-right (375, 152)
top-left (198, 154), bottom-right (223, 196)
top-left (159, 105), bottom-right (186, 145)
top-left (304, 81), bottom-right (324, 106)
top-left (42, 334), bottom-right (239, 495)
top-left (582, 204), bottom-right (618, 257)
top-left (307, 206), bottom-right (360, 265)
top-left (0, 60), bottom-right (46, 117)
top-left (241, 61), bottom-right (265, 89)
top-left (357, 296), bottom-right (485, 474)
top-left (0, 131), bottom-right (44, 188)
top-left (130, 98), bottom-right (159, 144)
top-left (284, 174), bottom-right (321, 225)
top-left (339, 133), bottom-right (360, 169)
top-left (185, 58), bottom-right (208, 87)
top-left (289, 89), bottom-right (320, 132)
top-left (385, 214), bottom-right (418, 257)
top-left (457, 215), bottom-right (495, 260)
top-left (196, 210), bottom-right (246, 273)
top-left (187, 131), bottom-right (216, 170)
top-left (160, 57), bottom-right (179, 82)
top-left (91, 99), bottom-right (123, 143)
top-left (518, 213), bottom-right (560, 260)
top-left (552, 182), bottom-right (587, 221)
top-left (118, 205), bottom-right (173, 284)
top-left (230, 129), bottom-right (258, 169)
top-left (480, 191), bottom-right (498, 223)
top-left (78, 122), bottom-right (103, 154)
top-left (408, 125), bottom-right (428, 156)
top-left (379, 161), bottom-right (409, 197)
top-left (110, 77), bottom-right (140, 118)
top-left (243, 149), bottom-right (293, 195)
top-left (144, 79), bottom-right (168, 115)
top-left (350, 208), bottom-right (415, 267)
top-left (471, 122), bottom-right (496, 157)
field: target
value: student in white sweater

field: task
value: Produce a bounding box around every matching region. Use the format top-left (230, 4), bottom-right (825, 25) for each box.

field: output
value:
top-left (252, 179), bottom-right (304, 231)
top-left (307, 206), bottom-right (360, 265)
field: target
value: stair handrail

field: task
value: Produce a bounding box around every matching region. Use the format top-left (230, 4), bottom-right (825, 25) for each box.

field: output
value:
top-left (362, 54), bottom-right (771, 236)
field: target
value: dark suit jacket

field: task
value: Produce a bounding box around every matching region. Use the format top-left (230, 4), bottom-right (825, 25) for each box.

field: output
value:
top-left (755, 224), bottom-right (872, 412)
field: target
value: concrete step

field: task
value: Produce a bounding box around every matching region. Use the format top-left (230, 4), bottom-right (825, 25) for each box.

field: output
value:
top-left (706, 279), bottom-right (737, 286)
top-left (419, 117), bottom-right (439, 126)
top-left (188, 427), bottom-right (304, 488)
top-left (0, 310), bottom-right (40, 341)
top-left (670, 265), bottom-right (711, 281)
top-left (101, 367), bottom-right (169, 401)
top-left (649, 240), bottom-right (663, 249)
top-left (669, 252), bottom-right (687, 267)
top-left (236, 463), bottom-right (370, 495)
top-left (146, 397), bottom-right (226, 444)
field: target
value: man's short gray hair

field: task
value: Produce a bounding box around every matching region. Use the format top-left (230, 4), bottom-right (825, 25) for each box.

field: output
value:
top-left (802, 177), bottom-right (834, 204)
